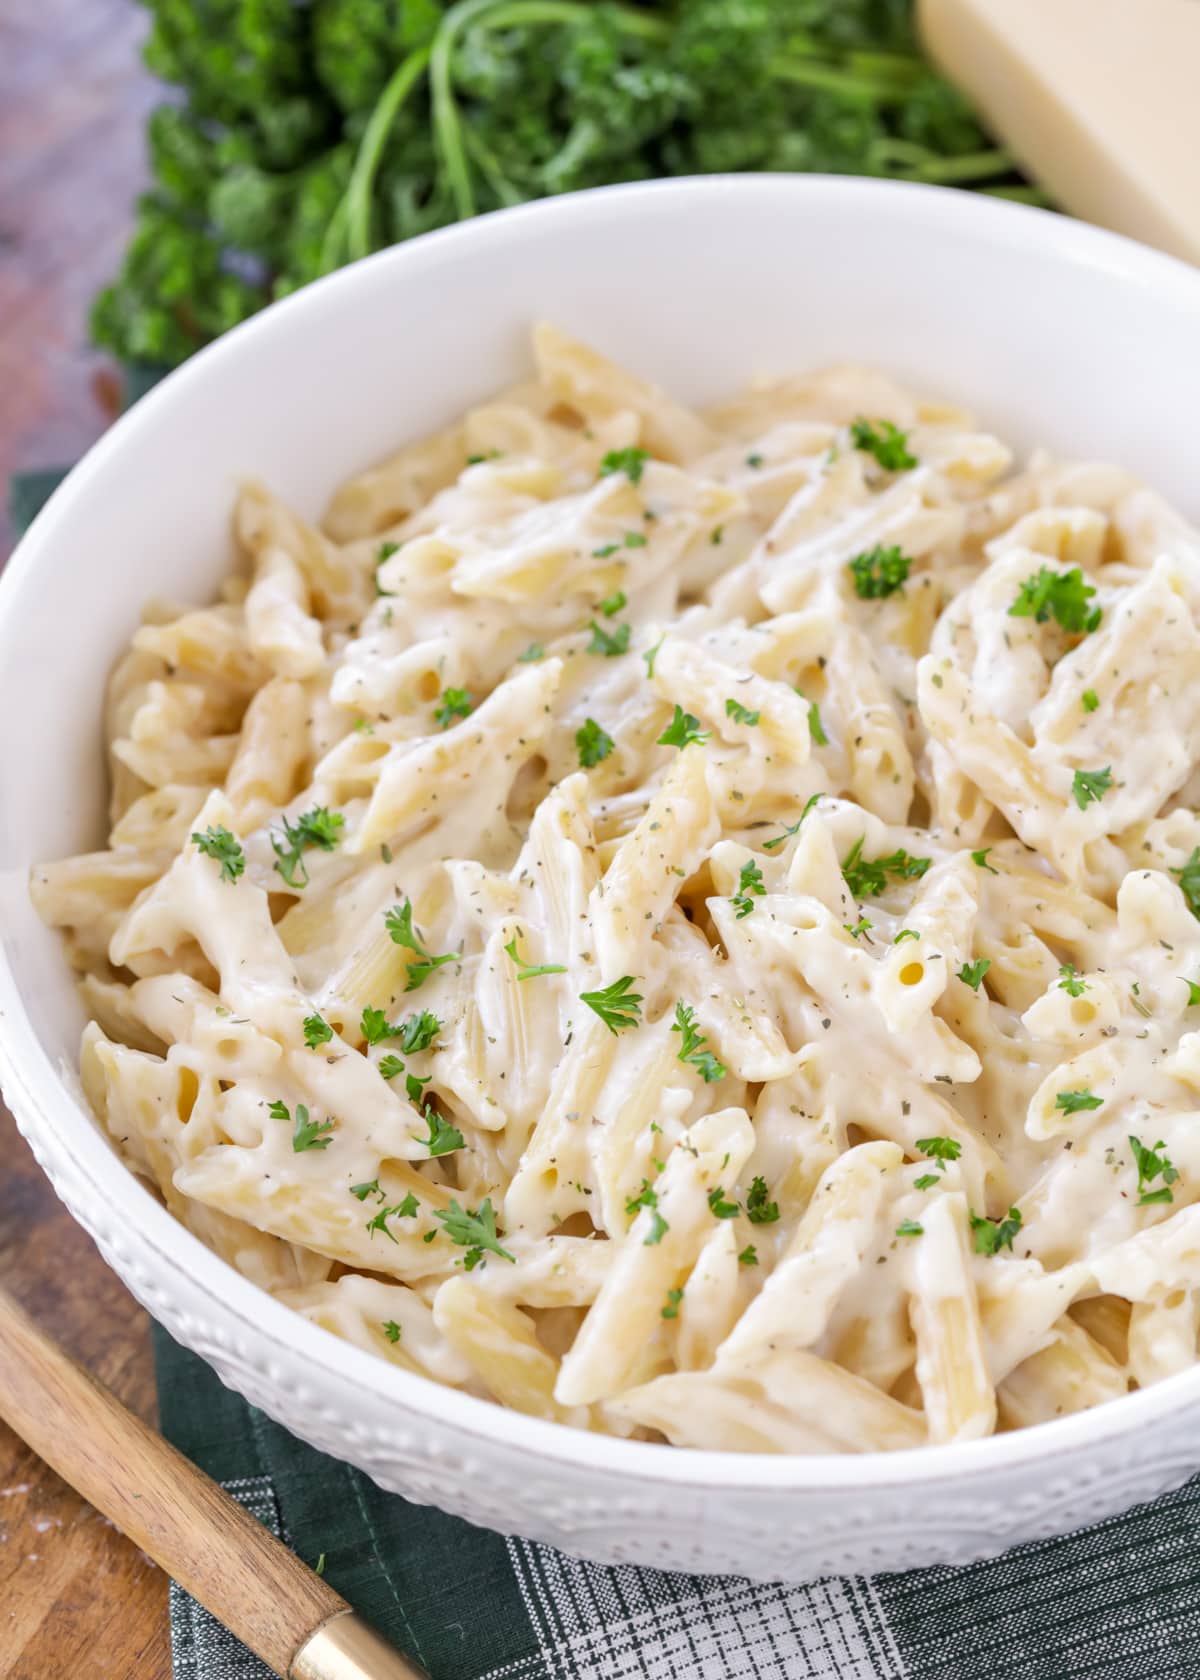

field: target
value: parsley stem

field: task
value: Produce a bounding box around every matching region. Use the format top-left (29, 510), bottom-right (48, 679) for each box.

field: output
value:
top-left (868, 139), bottom-right (1016, 183)
top-left (980, 184), bottom-right (1054, 206)
top-left (903, 147), bottom-right (1017, 184)
top-left (771, 57), bottom-right (937, 103)
top-left (461, 124), bottom-right (525, 207)
top-left (474, 1), bottom-right (667, 40)
top-left (335, 44), bottom-right (433, 267)
top-left (841, 50), bottom-right (926, 84)
top-left (431, 0), bottom-right (498, 220)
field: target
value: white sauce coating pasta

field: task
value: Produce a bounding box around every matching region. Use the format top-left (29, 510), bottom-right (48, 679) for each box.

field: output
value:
top-left (33, 324), bottom-right (1200, 1453)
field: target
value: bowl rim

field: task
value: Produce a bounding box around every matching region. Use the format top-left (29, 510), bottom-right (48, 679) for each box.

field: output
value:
top-left (6, 172), bottom-right (1200, 1492)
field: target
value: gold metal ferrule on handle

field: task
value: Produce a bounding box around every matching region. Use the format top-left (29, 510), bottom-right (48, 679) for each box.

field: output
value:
top-left (291, 1610), bottom-right (428, 1680)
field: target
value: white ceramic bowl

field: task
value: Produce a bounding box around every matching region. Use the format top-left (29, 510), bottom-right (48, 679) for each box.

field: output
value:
top-left (5, 177), bottom-right (1200, 1583)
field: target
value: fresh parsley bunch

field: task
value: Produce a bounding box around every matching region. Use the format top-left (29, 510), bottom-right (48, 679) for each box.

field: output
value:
top-left (95, 0), bottom-right (1034, 367)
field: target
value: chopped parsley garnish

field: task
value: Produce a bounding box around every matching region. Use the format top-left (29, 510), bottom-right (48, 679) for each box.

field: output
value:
top-left (271, 806), bottom-right (345, 888)
top-left (384, 899), bottom-right (457, 991)
top-left (745, 452), bottom-right (765, 469)
top-left (1081, 689), bottom-right (1099, 713)
top-left (1055, 1088), bottom-right (1104, 1114)
top-left (807, 700), bottom-right (828, 745)
top-left (640, 1209), bottom-right (666, 1244)
top-left (419, 1109), bottom-right (465, 1157)
top-left (382, 1320), bottom-right (402, 1344)
top-left (191, 825), bottom-right (245, 883)
top-left (1008, 566), bottom-right (1101, 634)
top-left (762, 794), bottom-right (822, 851)
top-left (1182, 978), bottom-right (1200, 1007)
top-left (626, 1181), bottom-right (668, 1245)
top-left (364, 1202), bottom-right (396, 1243)
top-left (711, 526), bottom-right (724, 546)
top-left (1129, 1135), bottom-right (1179, 1206)
top-left (269, 1098), bottom-right (334, 1153)
top-left (1057, 964), bottom-right (1088, 997)
top-left (971, 847), bottom-right (998, 874)
top-left (598, 589), bottom-right (627, 617)
top-left (725, 697), bottom-right (760, 727)
top-left (661, 1286), bottom-right (684, 1320)
top-left (850, 417), bottom-right (917, 471)
top-left (848, 543), bottom-right (912, 599)
top-left (708, 1186), bottom-right (740, 1219)
top-left (350, 1178), bottom-right (383, 1202)
top-left (970, 1206), bottom-right (1022, 1255)
top-left (657, 704), bottom-right (710, 749)
top-left (731, 859), bottom-right (766, 918)
top-left (916, 1136), bottom-right (961, 1168)
top-left (303, 1012), bottom-right (333, 1049)
top-left (434, 1198), bottom-right (515, 1268)
top-left (599, 447), bottom-right (649, 484)
top-left (745, 1175), bottom-right (780, 1225)
top-left (671, 1002), bottom-right (726, 1082)
top-left (913, 1173), bottom-right (940, 1191)
top-left (737, 1245), bottom-right (758, 1266)
top-left (397, 1011), bottom-right (440, 1054)
top-left (894, 929), bottom-right (920, 945)
top-left (1171, 848), bottom-right (1200, 919)
top-left (958, 958), bottom-right (991, 991)
top-left (642, 636), bottom-right (664, 679)
top-left (580, 975), bottom-right (642, 1034)
top-left (360, 1005), bottom-right (403, 1046)
top-left (576, 717), bottom-right (615, 768)
top-left (844, 917), bottom-right (872, 940)
top-left (434, 687), bottom-right (473, 729)
top-left (896, 1218), bottom-right (924, 1237)
top-left (375, 540), bottom-right (399, 595)
top-left (625, 1179), bottom-right (659, 1217)
top-left (366, 1195), bottom-right (420, 1243)
top-left (292, 1108), bottom-right (335, 1152)
top-left (1071, 766), bottom-right (1113, 809)
top-left (375, 1016), bottom-right (440, 1081)
top-left (842, 837), bottom-right (931, 900)
top-left (517, 642), bottom-right (544, 663)
top-left (503, 936), bottom-right (567, 981)
top-left (587, 619), bottom-right (631, 658)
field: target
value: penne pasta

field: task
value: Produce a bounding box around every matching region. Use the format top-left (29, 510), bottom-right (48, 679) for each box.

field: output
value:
top-left (34, 327), bottom-right (1200, 1454)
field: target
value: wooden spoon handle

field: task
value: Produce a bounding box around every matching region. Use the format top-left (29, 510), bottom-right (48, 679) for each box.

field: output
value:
top-left (0, 1286), bottom-right (425, 1679)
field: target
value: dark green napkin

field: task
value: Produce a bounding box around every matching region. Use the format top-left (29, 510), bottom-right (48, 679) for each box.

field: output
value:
top-left (9, 469), bottom-right (71, 538)
top-left (152, 1323), bottom-right (1200, 1680)
top-left (15, 456), bottom-right (1200, 1680)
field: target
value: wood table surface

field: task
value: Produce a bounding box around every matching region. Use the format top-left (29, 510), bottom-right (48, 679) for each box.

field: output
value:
top-left (0, 2), bottom-right (173, 1674)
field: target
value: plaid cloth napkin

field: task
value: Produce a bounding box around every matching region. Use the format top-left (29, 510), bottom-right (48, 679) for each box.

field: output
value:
top-left (14, 459), bottom-right (1200, 1680)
